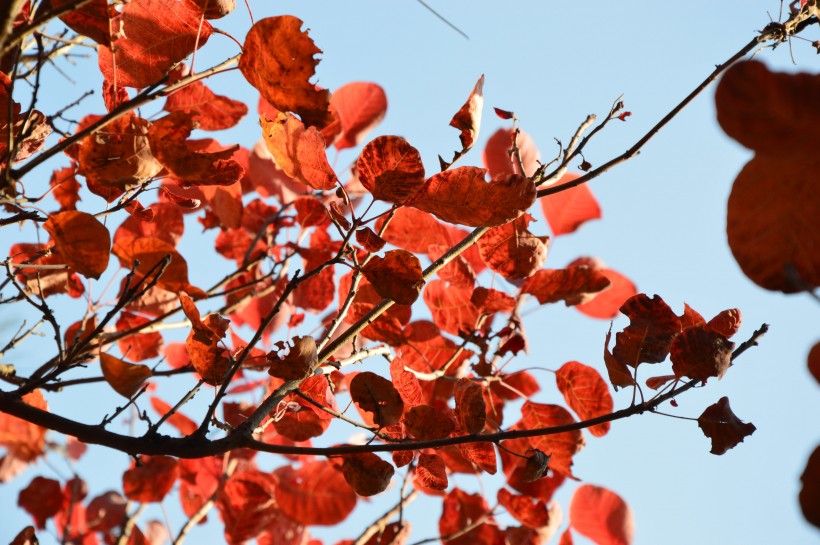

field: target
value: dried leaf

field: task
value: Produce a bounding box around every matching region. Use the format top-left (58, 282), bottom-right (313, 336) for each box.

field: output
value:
top-left (450, 75), bottom-right (485, 152)
top-left (670, 325), bottom-right (734, 383)
top-left (340, 452), bottom-right (394, 496)
top-left (697, 397), bottom-right (756, 455)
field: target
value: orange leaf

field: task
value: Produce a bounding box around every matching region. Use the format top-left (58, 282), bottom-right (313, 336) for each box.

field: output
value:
top-left (612, 294), bottom-right (680, 367)
top-left (0, 390), bottom-right (48, 465)
top-left (670, 325), bottom-right (734, 383)
top-left (148, 112), bottom-right (244, 186)
top-left (574, 265), bottom-right (637, 320)
top-left (122, 456), bottom-right (179, 503)
top-left (697, 397), bottom-right (756, 455)
top-left (340, 452), bottom-right (394, 496)
top-left (164, 77), bottom-right (248, 131)
top-left (43, 211), bottom-right (110, 280)
top-left (483, 127), bottom-right (541, 178)
top-left (416, 453), bottom-right (448, 490)
top-left (706, 308), bottom-right (742, 338)
top-left (331, 82), bottom-right (388, 150)
top-left (477, 214), bottom-right (549, 280)
top-left (413, 167), bottom-right (536, 227)
top-left (439, 489), bottom-right (500, 545)
top-left (350, 372), bottom-right (404, 427)
top-left (357, 135), bottom-right (426, 203)
top-left (100, 352), bottom-right (152, 398)
top-left (186, 313), bottom-right (231, 385)
top-left (361, 250), bottom-right (424, 305)
top-left (540, 173), bottom-right (601, 236)
top-left (454, 378), bottom-right (486, 434)
top-left (555, 361), bottom-right (613, 437)
top-left (274, 461), bottom-right (357, 525)
top-left (522, 267), bottom-right (611, 306)
top-left (239, 16), bottom-right (332, 128)
top-left (116, 312), bottom-right (162, 362)
top-left (423, 279), bottom-right (480, 336)
top-left (98, 0), bottom-right (212, 88)
top-left (497, 488), bottom-right (550, 529)
top-left (518, 402), bottom-right (585, 477)
top-left (113, 236), bottom-right (200, 295)
top-left (403, 404), bottom-right (455, 440)
top-left (569, 484), bottom-right (634, 545)
top-left (260, 112), bottom-right (338, 190)
top-left (450, 75), bottom-right (485, 152)
top-left (377, 206), bottom-right (452, 253)
top-left (149, 397), bottom-right (197, 436)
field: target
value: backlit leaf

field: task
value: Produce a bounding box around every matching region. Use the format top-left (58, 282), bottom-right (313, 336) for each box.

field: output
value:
top-left (569, 484), bottom-right (634, 545)
top-left (361, 250), bottom-right (424, 305)
top-left (0, 390), bottom-right (48, 467)
top-left (274, 461), bottom-right (357, 525)
top-left (574, 264), bottom-right (637, 320)
top-left (267, 336), bottom-right (319, 381)
top-left (261, 112), bottom-right (338, 190)
top-left (450, 75), bottom-right (485, 152)
top-left (555, 361), bottom-right (613, 437)
top-left (340, 452), bottom-right (394, 496)
top-left (164, 76), bottom-right (248, 131)
top-left (423, 280), bottom-right (480, 336)
top-left (389, 357), bottom-right (423, 409)
top-left (454, 378), bottom-right (486, 434)
top-left (522, 267), bottom-right (610, 306)
top-left (357, 136), bottom-right (425, 203)
top-left (122, 456), bottom-right (179, 503)
top-left (55, 0), bottom-right (117, 46)
top-left (403, 404), bottom-right (455, 440)
top-left (116, 312), bottom-right (163, 362)
top-left (216, 469), bottom-right (279, 544)
top-left (17, 476), bottom-right (62, 529)
top-left (477, 214), bottom-right (549, 280)
top-left (439, 489), bottom-right (499, 545)
top-left (377, 206), bottom-right (452, 253)
top-left (518, 402), bottom-right (585, 477)
top-left (331, 82), bottom-right (388, 150)
top-left (149, 397), bottom-right (197, 436)
top-left (706, 308), bottom-right (742, 338)
top-left (350, 372), bottom-right (404, 427)
top-left (239, 16), bottom-right (332, 128)
top-left (540, 173), bottom-right (601, 236)
top-left (497, 488), bottom-right (550, 529)
top-left (670, 325), bottom-right (734, 383)
top-left (697, 397), bottom-right (756, 455)
top-left (417, 453), bottom-right (448, 490)
top-left (100, 353), bottom-right (152, 398)
top-left (483, 128), bottom-right (541, 178)
top-left (44, 211), bottom-right (110, 280)
top-left (613, 294), bottom-right (680, 367)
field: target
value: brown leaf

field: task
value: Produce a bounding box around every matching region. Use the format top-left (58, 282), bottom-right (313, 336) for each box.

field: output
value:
top-left (613, 294), bottom-right (680, 367)
top-left (357, 136), bottom-right (425, 203)
top-left (799, 445), bottom-right (820, 529)
top-left (340, 452), bottom-right (394, 496)
top-left (522, 266), bottom-right (610, 306)
top-left (413, 167), bottom-right (536, 227)
top-left (450, 75), bottom-right (485, 152)
top-left (98, 0), bottom-right (212, 88)
top-left (100, 352), bottom-right (151, 398)
top-left (697, 397), bottom-right (756, 455)
top-left (267, 336), bottom-right (319, 381)
top-left (361, 250), bottom-right (424, 305)
top-left (350, 372), bottom-right (404, 427)
top-left (403, 404), bottom-right (455, 440)
top-left (239, 16), bottom-right (332, 128)
top-left (43, 211), bottom-right (110, 280)
top-left (260, 112), bottom-right (338, 190)
top-left (670, 325), bottom-right (734, 383)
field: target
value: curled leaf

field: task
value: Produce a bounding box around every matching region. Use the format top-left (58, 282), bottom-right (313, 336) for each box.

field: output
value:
top-left (697, 397), bottom-right (756, 455)
top-left (100, 353), bottom-right (152, 398)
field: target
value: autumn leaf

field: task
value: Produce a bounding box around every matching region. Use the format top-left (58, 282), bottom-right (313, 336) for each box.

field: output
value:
top-left (239, 16), bottom-right (332, 128)
top-left (389, 357), bottom-right (423, 409)
top-left (540, 173), bottom-right (602, 236)
top-left (454, 378), bottom-right (486, 434)
top-left (799, 445), bottom-right (820, 529)
top-left (450, 75), bottom-right (485, 152)
top-left (340, 452), bottom-right (394, 496)
top-left (17, 476), bottom-right (62, 529)
top-left (522, 266), bottom-right (611, 306)
top-left (350, 372), bottom-right (404, 427)
top-left (149, 397), bottom-right (197, 436)
top-left (267, 336), bottom-right (319, 381)
top-left (377, 206), bottom-right (452, 253)
top-left (216, 469), bottom-right (279, 544)
top-left (274, 461), bottom-right (357, 525)
top-left (706, 308), bottom-right (742, 338)
top-left (355, 227), bottom-right (386, 253)
top-left (477, 214), bottom-right (549, 280)
top-left (0, 390), bottom-right (48, 471)
top-left (44, 211), bottom-right (110, 279)
top-left (164, 76), bottom-right (248, 131)
top-left (569, 484), bottom-right (634, 545)
top-left (483, 127), bottom-right (541, 178)
top-left (148, 111), bottom-right (245, 186)
top-left (331, 82), bottom-right (388, 150)
top-left (113, 236), bottom-right (202, 295)
top-left (613, 294), bottom-right (681, 367)
top-left (417, 453), bottom-right (448, 491)
top-left (361, 250), bottom-right (424, 305)
top-left (294, 196), bottom-right (330, 228)
top-left (697, 397), bottom-right (756, 455)
top-left (412, 167), bottom-right (536, 227)
top-left (555, 361), bottom-right (613, 437)
top-left (403, 404), bottom-right (455, 440)
top-left (518, 402), bottom-right (585, 477)
top-left (439, 489), bottom-right (500, 545)
top-left (357, 136), bottom-right (426, 203)
top-left (670, 325), bottom-right (734, 383)
top-left (116, 312), bottom-right (163, 362)
top-left (185, 309), bottom-right (231, 386)
top-left (54, 0), bottom-right (117, 46)
top-left (98, 0), bottom-right (213, 88)
top-left (423, 280), bottom-right (480, 336)
top-left (122, 456), bottom-right (179, 503)
top-left (260, 112), bottom-right (338, 190)
top-left (497, 488), bottom-right (551, 529)
top-left (572, 259), bottom-right (637, 320)
top-left (100, 352), bottom-right (152, 398)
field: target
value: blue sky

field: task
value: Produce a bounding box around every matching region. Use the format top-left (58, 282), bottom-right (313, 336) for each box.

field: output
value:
top-left (1, 1), bottom-right (818, 544)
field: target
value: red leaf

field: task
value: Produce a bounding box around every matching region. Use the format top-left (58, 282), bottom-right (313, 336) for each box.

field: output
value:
top-left (217, 469), bottom-right (279, 544)
top-left (350, 372), bottom-right (404, 427)
top-left (439, 489), bottom-right (499, 545)
top-left (574, 265), bottom-right (637, 320)
top-left (470, 287), bottom-right (517, 314)
top-left (361, 250), bottom-right (424, 305)
top-left (164, 77), bottom-right (248, 131)
top-left (86, 491), bottom-right (127, 532)
top-left (294, 196), bottom-right (330, 228)
top-left (357, 136), bottom-right (426, 203)
top-left (122, 456), bottom-right (179, 503)
top-left (518, 402), bottom-right (585, 477)
top-left (274, 461), bottom-right (357, 525)
top-left (261, 112), bottom-right (338, 190)
top-left (457, 437), bottom-right (498, 475)
top-left (416, 453), bottom-right (448, 490)
top-left (613, 294), bottom-right (680, 367)
top-left (100, 353), bottom-right (152, 398)
top-left (497, 488), bottom-right (550, 529)
top-left (478, 214), bottom-right (549, 280)
top-left (116, 312), bottom-right (162, 362)
top-left (149, 397), bottom-right (197, 436)
top-left (331, 82), bottom-right (388, 150)
top-left (18, 476), bottom-right (62, 529)
top-left (450, 75), bottom-right (485, 152)
top-left (454, 378), bottom-right (486, 434)
top-left (482, 128), bottom-right (541, 178)
top-left (706, 308), bottom-right (742, 338)
top-left (555, 361), bottom-right (613, 437)
top-left (522, 267), bottom-right (611, 306)
top-left (239, 16), bottom-right (332, 128)
top-left (355, 227), bottom-right (386, 253)
top-left (493, 107), bottom-right (515, 120)
top-left (670, 325), bottom-right (734, 383)
top-left (423, 280), bottom-right (480, 336)
top-left (98, 0), bottom-right (212, 88)
top-left (677, 302), bottom-right (706, 330)
top-left (44, 211), bottom-right (110, 279)
top-left (413, 167), bottom-right (536, 227)
top-left (340, 452), bottom-right (394, 496)
top-left (697, 397), bottom-right (756, 455)
top-left (113, 236), bottom-right (201, 295)
top-left (267, 336), bottom-right (319, 381)
top-left (114, 202), bottom-right (184, 249)
top-left (148, 112), bottom-right (244, 186)
top-left (377, 206), bottom-right (452, 253)
top-left (389, 357), bottom-right (423, 408)
top-left (55, 0), bottom-right (117, 46)
top-left (403, 404), bottom-right (455, 440)
top-left (540, 173), bottom-right (601, 236)
top-left (9, 527), bottom-right (38, 545)
top-left (49, 166), bottom-right (81, 211)
top-left (0, 390), bottom-right (48, 468)
top-left (799, 445), bottom-right (820, 529)
top-left (569, 484), bottom-right (634, 545)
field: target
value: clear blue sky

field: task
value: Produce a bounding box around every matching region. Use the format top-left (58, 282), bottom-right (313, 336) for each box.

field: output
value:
top-left (1, 2), bottom-right (818, 544)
